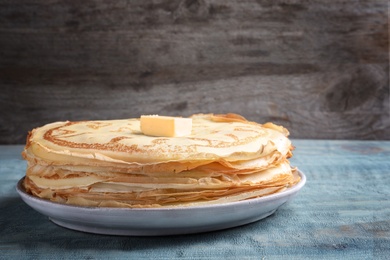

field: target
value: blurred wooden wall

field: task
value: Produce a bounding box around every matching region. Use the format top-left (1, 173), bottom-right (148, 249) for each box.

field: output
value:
top-left (0, 0), bottom-right (389, 144)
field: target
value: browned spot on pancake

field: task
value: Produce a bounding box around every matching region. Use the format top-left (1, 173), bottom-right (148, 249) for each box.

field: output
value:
top-left (109, 136), bottom-right (133, 143)
top-left (109, 127), bottom-right (134, 133)
top-left (25, 130), bottom-right (33, 148)
top-left (187, 137), bottom-right (213, 146)
top-left (225, 134), bottom-right (239, 142)
top-left (86, 122), bottom-right (111, 129)
top-left (152, 139), bottom-right (169, 144)
top-left (234, 127), bottom-right (260, 134)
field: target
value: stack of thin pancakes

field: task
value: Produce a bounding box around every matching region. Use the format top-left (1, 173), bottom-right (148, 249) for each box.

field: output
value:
top-left (22, 113), bottom-right (300, 208)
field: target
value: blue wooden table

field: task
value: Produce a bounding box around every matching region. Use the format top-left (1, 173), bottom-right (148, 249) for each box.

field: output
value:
top-left (1, 140), bottom-right (389, 259)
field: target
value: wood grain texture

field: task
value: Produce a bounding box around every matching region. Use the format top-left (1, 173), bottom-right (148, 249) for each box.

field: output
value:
top-left (1, 141), bottom-right (390, 258)
top-left (0, 0), bottom-right (388, 143)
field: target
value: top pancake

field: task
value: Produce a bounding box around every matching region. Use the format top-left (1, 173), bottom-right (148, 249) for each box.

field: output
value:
top-left (24, 114), bottom-right (292, 168)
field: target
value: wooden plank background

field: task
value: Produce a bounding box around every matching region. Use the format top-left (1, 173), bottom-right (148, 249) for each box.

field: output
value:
top-left (0, 0), bottom-right (388, 144)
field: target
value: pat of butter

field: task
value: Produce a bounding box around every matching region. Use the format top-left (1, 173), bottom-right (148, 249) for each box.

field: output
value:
top-left (140, 115), bottom-right (192, 137)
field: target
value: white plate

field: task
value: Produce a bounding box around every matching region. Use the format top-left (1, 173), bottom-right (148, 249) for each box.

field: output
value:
top-left (16, 170), bottom-right (306, 236)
